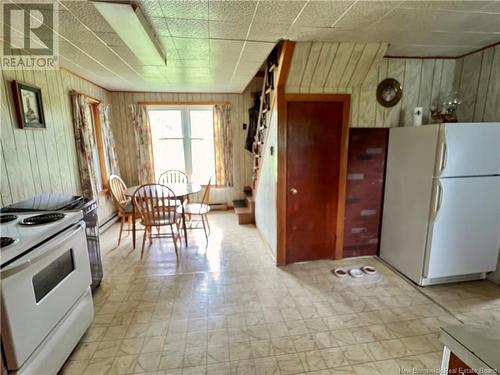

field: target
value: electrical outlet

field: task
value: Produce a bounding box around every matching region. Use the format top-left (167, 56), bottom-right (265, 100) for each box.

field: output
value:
top-left (270, 146), bottom-right (274, 155)
top-left (243, 123), bottom-right (247, 130)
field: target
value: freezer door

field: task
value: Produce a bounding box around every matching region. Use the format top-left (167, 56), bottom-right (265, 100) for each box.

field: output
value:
top-left (425, 176), bottom-right (500, 279)
top-left (436, 123), bottom-right (500, 177)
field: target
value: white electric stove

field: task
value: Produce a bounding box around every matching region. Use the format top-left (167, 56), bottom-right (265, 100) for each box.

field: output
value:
top-left (0, 211), bottom-right (94, 374)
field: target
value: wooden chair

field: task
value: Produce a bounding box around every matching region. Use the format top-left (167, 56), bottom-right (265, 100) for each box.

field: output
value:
top-left (176, 178), bottom-right (212, 241)
top-left (109, 174), bottom-right (135, 246)
top-left (158, 169), bottom-right (189, 208)
top-left (132, 184), bottom-right (181, 258)
top-left (158, 170), bottom-right (188, 184)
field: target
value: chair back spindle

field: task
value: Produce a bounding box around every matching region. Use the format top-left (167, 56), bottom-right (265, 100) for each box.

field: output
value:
top-left (200, 177), bottom-right (212, 212)
top-left (109, 175), bottom-right (129, 212)
top-left (158, 170), bottom-right (188, 185)
top-left (133, 184), bottom-right (177, 226)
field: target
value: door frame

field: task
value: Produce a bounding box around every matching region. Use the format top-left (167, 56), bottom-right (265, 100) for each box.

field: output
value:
top-left (277, 94), bottom-right (350, 265)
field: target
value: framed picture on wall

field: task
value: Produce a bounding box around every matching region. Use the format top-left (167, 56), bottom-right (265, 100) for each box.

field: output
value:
top-left (11, 80), bottom-right (46, 129)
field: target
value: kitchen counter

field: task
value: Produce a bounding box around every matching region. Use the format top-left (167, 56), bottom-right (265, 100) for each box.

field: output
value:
top-left (440, 321), bottom-right (500, 373)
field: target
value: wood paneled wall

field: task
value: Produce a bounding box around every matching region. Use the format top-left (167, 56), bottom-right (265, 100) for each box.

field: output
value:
top-left (1, 69), bottom-right (116, 222)
top-left (455, 44), bottom-right (500, 122)
top-left (286, 42), bottom-right (388, 93)
top-left (108, 79), bottom-right (262, 204)
top-left (285, 42), bottom-right (457, 128)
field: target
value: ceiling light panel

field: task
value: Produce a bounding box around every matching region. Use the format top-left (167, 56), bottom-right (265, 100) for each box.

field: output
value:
top-left (93, 1), bottom-right (166, 66)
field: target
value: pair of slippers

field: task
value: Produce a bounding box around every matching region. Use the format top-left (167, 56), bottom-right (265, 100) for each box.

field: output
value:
top-left (332, 266), bottom-right (377, 278)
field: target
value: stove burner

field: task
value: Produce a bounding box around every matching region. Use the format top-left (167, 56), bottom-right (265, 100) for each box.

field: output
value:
top-left (20, 213), bottom-right (66, 225)
top-left (0, 237), bottom-right (16, 248)
top-left (0, 215), bottom-right (18, 224)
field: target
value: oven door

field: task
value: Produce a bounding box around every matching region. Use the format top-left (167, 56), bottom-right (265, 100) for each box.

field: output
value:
top-left (0, 221), bottom-right (92, 370)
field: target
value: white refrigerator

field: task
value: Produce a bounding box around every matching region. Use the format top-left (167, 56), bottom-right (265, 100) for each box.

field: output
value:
top-left (380, 122), bottom-right (500, 286)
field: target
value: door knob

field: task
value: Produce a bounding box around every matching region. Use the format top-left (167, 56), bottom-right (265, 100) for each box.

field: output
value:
top-left (290, 188), bottom-right (298, 195)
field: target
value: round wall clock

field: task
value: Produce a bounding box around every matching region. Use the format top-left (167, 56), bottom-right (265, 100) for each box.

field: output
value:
top-left (376, 78), bottom-right (402, 107)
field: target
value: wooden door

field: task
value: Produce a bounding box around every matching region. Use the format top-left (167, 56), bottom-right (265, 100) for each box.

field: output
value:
top-left (286, 100), bottom-right (344, 263)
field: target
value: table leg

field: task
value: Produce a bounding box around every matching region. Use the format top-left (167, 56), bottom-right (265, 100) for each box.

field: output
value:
top-left (132, 201), bottom-right (136, 249)
top-left (182, 199), bottom-right (188, 246)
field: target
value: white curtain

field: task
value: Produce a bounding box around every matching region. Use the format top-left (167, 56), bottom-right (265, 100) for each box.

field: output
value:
top-left (70, 91), bottom-right (99, 201)
top-left (130, 104), bottom-right (155, 185)
top-left (213, 104), bottom-right (234, 187)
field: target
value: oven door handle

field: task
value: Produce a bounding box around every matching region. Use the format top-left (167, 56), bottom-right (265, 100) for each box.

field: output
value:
top-left (1, 222), bottom-right (85, 277)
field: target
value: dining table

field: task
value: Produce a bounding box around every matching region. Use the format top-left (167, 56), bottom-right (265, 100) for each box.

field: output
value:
top-left (124, 182), bottom-right (202, 248)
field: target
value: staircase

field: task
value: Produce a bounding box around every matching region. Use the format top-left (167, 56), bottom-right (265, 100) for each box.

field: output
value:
top-left (234, 187), bottom-right (255, 224)
top-left (234, 47), bottom-right (279, 225)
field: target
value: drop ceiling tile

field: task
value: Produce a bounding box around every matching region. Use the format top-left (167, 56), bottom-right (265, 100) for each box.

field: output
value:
top-left (167, 18), bottom-right (209, 38)
top-left (333, 3), bottom-right (395, 29)
top-left (172, 37), bottom-right (210, 52)
top-left (399, 30), bottom-right (500, 46)
top-left (381, 8), bottom-right (471, 32)
top-left (159, 0), bottom-right (208, 20)
top-left (209, 39), bottom-right (245, 54)
top-left (399, 1), bottom-right (492, 12)
top-left (158, 36), bottom-right (179, 59)
top-left (136, 1), bottom-right (164, 19)
top-left (176, 48), bottom-right (210, 60)
top-left (459, 12), bottom-right (500, 32)
top-left (149, 17), bottom-right (171, 37)
top-left (208, 1), bottom-right (258, 23)
top-left (209, 20), bottom-right (249, 40)
top-left (169, 59), bottom-right (209, 69)
top-left (248, 22), bottom-right (289, 42)
top-left (254, 1), bottom-right (306, 25)
top-left (96, 32), bottom-right (125, 47)
top-left (294, 1), bottom-right (354, 28)
top-left (481, 1), bottom-right (500, 13)
top-left (287, 26), bottom-right (339, 41)
top-left (240, 41), bottom-right (276, 63)
top-left (110, 46), bottom-right (143, 67)
top-left (62, 1), bottom-right (115, 33)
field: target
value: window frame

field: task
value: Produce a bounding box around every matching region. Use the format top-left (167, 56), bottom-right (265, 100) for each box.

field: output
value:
top-left (83, 94), bottom-right (109, 194)
top-left (147, 105), bottom-right (216, 184)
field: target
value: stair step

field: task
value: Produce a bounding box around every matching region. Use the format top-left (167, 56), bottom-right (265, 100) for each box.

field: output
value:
top-left (232, 199), bottom-right (246, 208)
top-left (234, 206), bottom-right (255, 225)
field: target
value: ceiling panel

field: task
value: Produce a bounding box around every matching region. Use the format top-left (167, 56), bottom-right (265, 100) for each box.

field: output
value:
top-left (293, 1), bottom-right (355, 28)
top-left (137, 1), bottom-right (164, 19)
top-left (159, 0), bottom-right (208, 20)
top-left (208, 1), bottom-right (257, 23)
top-left (253, 1), bottom-right (305, 25)
top-left (166, 18), bottom-right (209, 38)
top-left (248, 22), bottom-right (289, 42)
top-left (209, 20), bottom-right (250, 40)
top-left (399, 1), bottom-right (493, 11)
top-left (48, 0), bottom-right (499, 93)
top-left (333, 2), bottom-right (395, 29)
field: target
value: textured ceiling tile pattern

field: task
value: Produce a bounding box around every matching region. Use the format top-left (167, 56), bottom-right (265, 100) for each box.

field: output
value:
top-left (49, 0), bottom-right (499, 92)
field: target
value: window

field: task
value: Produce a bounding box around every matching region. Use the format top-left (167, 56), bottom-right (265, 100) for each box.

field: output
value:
top-left (148, 106), bottom-right (216, 184)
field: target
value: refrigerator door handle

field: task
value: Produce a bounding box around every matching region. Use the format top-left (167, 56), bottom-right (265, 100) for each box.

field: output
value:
top-left (433, 181), bottom-right (443, 219)
top-left (439, 141), bottom-right (447, 175)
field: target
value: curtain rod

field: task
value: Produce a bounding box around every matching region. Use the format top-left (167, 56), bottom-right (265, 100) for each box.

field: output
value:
top-left (71, 90), bottom-right (101, 104)
top-left (137, 101), bottom-right (229, 106)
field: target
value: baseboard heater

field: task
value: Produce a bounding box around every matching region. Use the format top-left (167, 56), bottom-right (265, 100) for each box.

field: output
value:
top-left (210, 203), bottom-right (228, 211)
